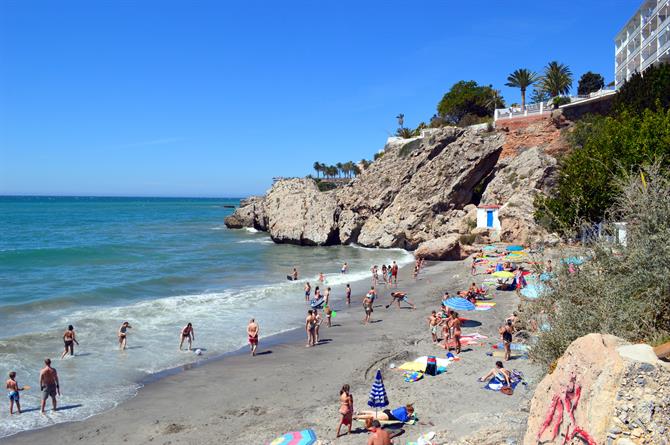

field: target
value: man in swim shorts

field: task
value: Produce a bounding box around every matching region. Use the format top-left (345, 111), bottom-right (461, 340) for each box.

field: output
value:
top-left (304, 281), bottom-right (311, 302)
top-left (39, 358), bottom-right (60, 413)
top-left (247, 318), bottom-right (259, 356)
top-left (428, 311), bottom-right (440, 343)
top-left (385, 291), bottom-right (415, 310)
top-left (391, 261), bottom-right (398, 285)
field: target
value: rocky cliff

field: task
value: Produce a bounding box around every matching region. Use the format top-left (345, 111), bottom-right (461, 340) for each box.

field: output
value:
top-left (225, 122), bottom-right (565, 255)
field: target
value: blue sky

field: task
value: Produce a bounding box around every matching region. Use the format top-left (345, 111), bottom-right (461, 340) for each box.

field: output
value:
top-left (0, 0), bottom-right (640, 197)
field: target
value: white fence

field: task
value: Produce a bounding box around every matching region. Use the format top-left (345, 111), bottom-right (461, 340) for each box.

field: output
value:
top-left (494, 88), bottom-right (617, 121)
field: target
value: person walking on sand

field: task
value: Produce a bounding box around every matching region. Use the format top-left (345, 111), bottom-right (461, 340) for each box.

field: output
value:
top-left (179, 322), bottom-right (195, 351)
top-left (6, 371), bottom-right (25, 415)
top-left (345, 284), bottom-right (351, 305)
top-left (118, 321), bottom-right (132, 350)
top-left (247, 318), bottom-right (259, 356)
top-left (305, 310), bottom-right (316, 347)
top-left (304, 281), bottom-right (311, 302)
top-left (449, 311), bottom-right (462, 354)
top-left (39, 359), bottom-right (60, 414)
top-left (500, 320), bottom-right (514, 361)
top-left (363, 294), bottom-right (373, 324)
top-left (391, 261), bottom-right (398, 286)
top-left (428, 311), bottom-right (440, 343)
top-left (60, 325), bottom-right (79, 359)
top-left (336, 384), bottom-right (354, 437)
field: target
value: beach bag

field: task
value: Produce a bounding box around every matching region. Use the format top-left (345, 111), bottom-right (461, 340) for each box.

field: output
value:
top-left (425, 355), bottom-right (437, 376)
top-left (501, 386), bottom-right (514, 395)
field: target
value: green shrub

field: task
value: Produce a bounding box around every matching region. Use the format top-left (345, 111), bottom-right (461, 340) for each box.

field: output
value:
top-left (613, 62), bottom-right (670, 115)
top-left (551, 96), bottom-right (571, 107)
top-left (527, 166), bottom-right (670, 368)
top-left (316, 181), bottom-right (338, 192)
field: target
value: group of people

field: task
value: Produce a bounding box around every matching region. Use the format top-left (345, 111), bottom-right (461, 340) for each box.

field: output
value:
top-left (370, 261), bottom-right (399, 286)
top-left (5, 359), bottom-right (61, 415)
top-left (427, 305), bottom-right (463, 353)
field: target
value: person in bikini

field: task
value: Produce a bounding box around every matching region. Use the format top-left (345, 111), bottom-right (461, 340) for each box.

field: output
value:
top-left (500, 320), bottom-right (515, 361)
top-left (39, 358), bottom-right (60, 413)
top-left (336, 384), bottom-right (354, 437)
top-left (345, 284), bottom-right (351, 305)
top-left (449, 311), bottom-right (462, 354)
top-left (118, 321), bottom-right (132, 350)
top-left (305, 310), bottom-right (316, 347)
top-left (313, 309), bottom-right (322, 343)
top-left (60, 325), bottom-right (79, 359)
top-left (304, 281), bottom-right (311, 302)
top-left (6, 371), bottom-right (25, 415)
top-left (363, 294), bottom-right (373, 324)
top-left (179, 322), bottom-right (195, 351)
top-left (247, 318), bottom-right (259, 356)
top-left (479, 361), bottom-right (511, 386)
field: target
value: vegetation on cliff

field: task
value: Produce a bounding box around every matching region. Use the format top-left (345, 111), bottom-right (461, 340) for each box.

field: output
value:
top-left (527, 165), bottom-right (670, 367)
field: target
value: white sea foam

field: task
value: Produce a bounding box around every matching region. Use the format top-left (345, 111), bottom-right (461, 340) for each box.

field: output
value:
top-left (243, 227), bottom-right (259, 233)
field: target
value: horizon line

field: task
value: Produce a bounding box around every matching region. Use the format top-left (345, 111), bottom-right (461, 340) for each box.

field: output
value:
top-left (0, 194), bottom-right (246, 200)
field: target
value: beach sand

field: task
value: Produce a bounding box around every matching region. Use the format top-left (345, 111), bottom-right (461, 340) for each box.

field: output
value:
top-left (3, 260), bottom-right (542, 445)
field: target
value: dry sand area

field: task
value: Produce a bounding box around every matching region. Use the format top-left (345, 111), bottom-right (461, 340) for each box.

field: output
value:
top-left (3, 261), bottom-right (543, 445)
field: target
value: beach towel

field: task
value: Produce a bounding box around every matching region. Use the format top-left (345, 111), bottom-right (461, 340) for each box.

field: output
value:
top-left (484, 375), bottom-right (522, 392)
top-left (403, 371), bottom-right (424, 382)
top-left (354, 415), bottom-right (417, 426)
top-left (475, 302), bottom-right (496, 311)
top-left (487, 350), bottom-right (528, 359)
top-left (398, 361), bottom-right (426, 372)
top-left (493, 343), bottom-right (529, 352)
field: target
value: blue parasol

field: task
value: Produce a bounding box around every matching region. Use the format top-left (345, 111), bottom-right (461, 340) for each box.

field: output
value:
top-left (442, 297), bottom-right (476, 311)
top-left (506, 245), bottom-right (524, 251)
top-left (482, 245), bottom-right (497, 251)
top-left (367, 369), bottom-right (389, 415)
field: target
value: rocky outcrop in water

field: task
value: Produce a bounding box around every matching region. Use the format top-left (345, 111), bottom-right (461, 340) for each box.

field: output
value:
top-left (225, 122), bottom-right (564, 249)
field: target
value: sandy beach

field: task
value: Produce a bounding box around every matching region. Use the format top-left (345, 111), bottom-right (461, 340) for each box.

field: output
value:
top-left (3, 261), bottom-right (542, 445)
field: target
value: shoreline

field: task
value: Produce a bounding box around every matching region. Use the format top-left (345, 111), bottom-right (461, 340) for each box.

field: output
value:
top-left (2, 260), bottom-right (543, 445)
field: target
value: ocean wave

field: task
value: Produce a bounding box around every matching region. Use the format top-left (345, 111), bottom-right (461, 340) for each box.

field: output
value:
top-left (243, 227), bottom-right (259, 233)
top-left (237, 238), bottom-right (274, 244)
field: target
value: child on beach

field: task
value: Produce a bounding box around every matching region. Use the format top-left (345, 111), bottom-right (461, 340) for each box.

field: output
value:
top-left (6, 372), bottom-right (24, 415)
top-left (319, 272), bottom-right (325, 283)
top-left (428, 311), bottom-right (439, 343)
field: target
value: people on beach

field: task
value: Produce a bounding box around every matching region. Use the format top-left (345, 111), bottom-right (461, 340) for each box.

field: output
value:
top-left (305, 310), bottom-right (316, 347)
top-left (500, 320), bottom-right (515, 361)
top-left (471, 257), bottom-right (477, 276)
top-left (304, 281), bottom-right (311, 302)
top-left (479, 361), bottom-right (511, 386)
top-left (336, 384), bottom-right (353, 437)
top-left (385, 291), bottom-right (415, 310)
top-left (366, 420), bottom-right (392, 445)
top-left (61, 324), bottom-right (79, 359)
top-left (428, 311), bottom-right (440, 343)
top-left (292, 267), bottom-right (298, 281)
top-left (381, 264), bottom-right (388, 284)
top-left (449, 311), bottom-right (462, 354)
top-left (179, 322), bottom-right (195, 351)
top-left (345, 284), bottom-right (351, 305)
top-left (118, 321), bottom-right (132, 350)
top-left (546, 259), bottom-right (553, 273)
top-left (313, 309), bottom-right (322, 343)
top-left (390, 261), bottom-right (398, 285)
top-left (341, 262), bottom-right (348, 274)
top-left (371, 265), bottom-right (378, 285)
top-left (247, 318), bottom-right (259, 356)
top-left (6, 372), bottom-right (24, 415)
top-left (319, 272), bottom-right (325, 283)
top-left (39, 358), bottom-right (60, 413)
top-left (355, 403), bottom-right (414, 423)
top-left (324, 287), bottom-right (332, 327)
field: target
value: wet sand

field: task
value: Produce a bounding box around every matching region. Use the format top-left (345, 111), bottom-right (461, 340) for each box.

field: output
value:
top-left (3, 260), bottom-right (542, 445)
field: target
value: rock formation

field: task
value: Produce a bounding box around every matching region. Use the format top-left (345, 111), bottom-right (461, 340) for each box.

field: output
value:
top-left (225, 120), bottom-right (566, 250)
top-left (523, 334), bottom-right (670, 445)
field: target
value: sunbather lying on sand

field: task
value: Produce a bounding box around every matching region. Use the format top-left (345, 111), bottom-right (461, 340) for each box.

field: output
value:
top-left (355, 404), bottom-right (414, 423)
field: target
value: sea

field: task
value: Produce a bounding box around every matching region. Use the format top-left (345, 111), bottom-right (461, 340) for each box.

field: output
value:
top-left (0, 196), bottom-right (413, 438)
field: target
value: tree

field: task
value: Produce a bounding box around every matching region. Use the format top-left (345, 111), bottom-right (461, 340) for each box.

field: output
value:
top-left (396, 113), bottom-right (405, 129)
top-left (530, 88), bottom-right (550, 104)
top-left (313, 161), bottom-right (322, 178)
top-left (539, 61), bottom-right (573, 97)
top-left (505, 68), bottom-right (538, 110)
top-left (336, 162), bottom-right (343, 178)
top-left (437, 80), bottom-right (504, 125)
top-left (577, 71), bottom-right (605, 95)
top-left (613, 62), bottom-right (670, 115)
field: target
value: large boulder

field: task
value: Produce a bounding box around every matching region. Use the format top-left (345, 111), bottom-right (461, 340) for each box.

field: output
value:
top-left (524, 334), bottom-right (670, 445)
top-left (264, 178), bottom-right (339, 246)
top-left (413, 235), bottom-right (466, 261)
top-left (224, 196), bottom-right (267, 230)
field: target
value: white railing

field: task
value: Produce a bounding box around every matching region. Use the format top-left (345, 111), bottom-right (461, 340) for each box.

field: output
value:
top-left (494, 88), bottom-right (617, 121)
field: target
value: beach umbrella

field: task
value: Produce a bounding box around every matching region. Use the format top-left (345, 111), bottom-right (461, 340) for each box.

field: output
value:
top-left (492, 271), bottom-right (515, 279)
top-left (442, 297), bottom-right (476, 311)
top-left (482, 245), bottom-right (497, 251)
top-left (269, 429), bottom-right (317, 445)
top-left (367, 369), bottom-right (389, 415)
top-left (506, 245), bottom-right (524, 251)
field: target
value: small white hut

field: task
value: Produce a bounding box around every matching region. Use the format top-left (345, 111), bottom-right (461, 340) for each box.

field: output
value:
top-left (476, 204), bottom-right (501, 229)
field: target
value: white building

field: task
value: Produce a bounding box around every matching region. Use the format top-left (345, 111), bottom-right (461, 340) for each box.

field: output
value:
top-left (615, 0), bottom-right (670, 89)
top-left (476, 204), bottom-right (501, 230)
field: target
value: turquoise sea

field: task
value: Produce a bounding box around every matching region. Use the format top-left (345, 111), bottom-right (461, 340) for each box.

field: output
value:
top-left (0, 196), bottom-right (412, 437)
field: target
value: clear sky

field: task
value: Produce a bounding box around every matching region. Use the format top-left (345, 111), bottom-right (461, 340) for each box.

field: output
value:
top-left (0, 0), bottom-right (641, 197)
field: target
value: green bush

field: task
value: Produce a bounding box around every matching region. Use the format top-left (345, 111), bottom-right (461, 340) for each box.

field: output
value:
top-left (551, 96), bottom-right (571, 108)
top-left (316, 180), bottom-right (338, 192)
top-left (437, 80), bottom-right (504, 124)
top-left (613, 62), bottom-right (670, 115)
top-left (527, 166), bottom-right (670, 368)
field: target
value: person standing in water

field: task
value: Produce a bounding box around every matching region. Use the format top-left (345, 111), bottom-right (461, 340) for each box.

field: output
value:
top-left (118, 321), bottom-right (132, 350)
top-left (304, 281), bottom-right (311, 302)
top-left (6, 371), bottom-right (24, 415)
top-left (247, 318), bottom-right (259, 356)
top-left (292, 267), bottom-right (298, 281)
top-left (319, 272), bottom-right (325, 283)
top-left (39, 359), bottom-right (60, 414)
top-left (60, 325), bottom-right (79, 359)
top-left (179, 323), bottom-right (195, 351)
top-left (341, 262), bottom-right (348, 274)
top-left (345, 284), bottom-right (351, 305)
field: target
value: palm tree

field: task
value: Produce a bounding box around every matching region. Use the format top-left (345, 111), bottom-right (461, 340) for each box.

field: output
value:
top-left (313, 161), bottom-right (321, 178)
top-left (539, 61), bottom-right (573, 98)
top-left (336, 162), bottom-right (343, 178)
top-left (396, 114), bottom-right (405, 129)
top-left (485, 88), bottom-right (504, 113)
top-left (505, 68), bottom-right (538, 110)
